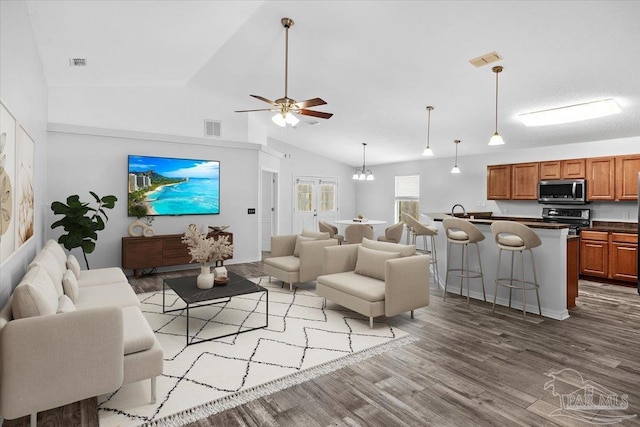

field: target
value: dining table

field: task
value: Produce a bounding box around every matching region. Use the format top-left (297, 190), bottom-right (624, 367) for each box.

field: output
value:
top-left (333, 219), bottom-right (387, 225)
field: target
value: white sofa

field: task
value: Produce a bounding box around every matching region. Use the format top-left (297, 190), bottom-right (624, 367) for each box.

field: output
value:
top-left (316, 238), bottom-right (430, 328)
top-left (263, 230), bottom-right (338, 291)
top-left (0, 240), bottom-right (163, 425)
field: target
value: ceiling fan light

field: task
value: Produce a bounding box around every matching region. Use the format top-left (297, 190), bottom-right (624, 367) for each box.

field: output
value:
top-left (285, 112), bottom-right (299, 126)
top-left (451, 166), bottom-right (461, 174)
top-left (488, 132), bottom-right (505, 146)
top-left (422, 147), bottom-right (434, 156)
top-left (272, 113), bottom-right (286, 127)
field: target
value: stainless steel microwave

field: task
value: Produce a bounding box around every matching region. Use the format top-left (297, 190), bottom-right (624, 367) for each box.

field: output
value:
top-left (538, 179), bottom-right (588, 204)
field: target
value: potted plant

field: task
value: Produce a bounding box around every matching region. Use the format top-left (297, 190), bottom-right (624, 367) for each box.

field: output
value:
top-left (50, 191), bottom-right (117, 269)
top-left (182, 224), bottom-right (233, 289)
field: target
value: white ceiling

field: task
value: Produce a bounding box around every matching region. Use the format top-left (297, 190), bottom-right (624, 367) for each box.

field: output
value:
top-left (25, 0), bottom-right (640, 167)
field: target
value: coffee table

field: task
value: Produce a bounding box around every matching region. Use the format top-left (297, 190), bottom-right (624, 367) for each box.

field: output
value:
top-left (163, 271), bottom-right (268, 346)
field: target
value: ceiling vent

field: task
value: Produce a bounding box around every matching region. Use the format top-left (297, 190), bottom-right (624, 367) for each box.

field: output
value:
top-left (204, 120), bottom-right (221, 138)
top-left (468, 51), bottom-right (502, 68)
top-left (306, 120), bottom-right (320, 126)
top-left (69, 57), bottom-right (87, 67)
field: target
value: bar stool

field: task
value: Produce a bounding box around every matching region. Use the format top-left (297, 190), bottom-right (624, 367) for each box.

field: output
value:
top-left (490, 221), bottom-right (542, 320)
top-left (442, 217), bottom-right (486, 304)
top-left (403, 214), bottom-right (440, 286)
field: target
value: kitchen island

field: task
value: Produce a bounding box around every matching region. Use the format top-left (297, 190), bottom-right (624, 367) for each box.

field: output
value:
top-left (422, 213), bottom-right (575, 320)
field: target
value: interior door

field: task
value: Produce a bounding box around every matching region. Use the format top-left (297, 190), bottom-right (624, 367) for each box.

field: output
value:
top-left (293, 177), bottom-right (339, 233)
top-left (261, 171), bottom-right (274, 251)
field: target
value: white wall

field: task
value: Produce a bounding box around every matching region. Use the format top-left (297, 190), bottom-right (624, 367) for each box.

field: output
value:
top-left (0, 0), bottom-right (48, 306)
top-left (46, 127), bottom-right (261, 271)
top-left (358, 137), bottom-right (640, 234)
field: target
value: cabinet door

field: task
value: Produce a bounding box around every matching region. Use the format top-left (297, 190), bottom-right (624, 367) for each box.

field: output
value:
top-left (562, 159), bottom-right (586, 179)
top-left (511, 162), bottom-right (539, 200)
top-left (586, 157), bottom-right (615, 201)
top-left (487, 165), bottom-right (511, 200)
top-left (610, 243), bottom-right (638, 282)
top-left (122, 238), bottom-right (163, 269)
top-left (540, 161), bottom-right (561, 180)
top-left (580, 239), bottom-right (608, 277)
top-left (162, 235), bottom-right (192, 266)
top-left (615, 155), bottom-right (640, 200)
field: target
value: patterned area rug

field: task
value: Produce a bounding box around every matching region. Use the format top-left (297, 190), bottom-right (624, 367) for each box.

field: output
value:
top-left (98, 277), bottom-right (415, 427)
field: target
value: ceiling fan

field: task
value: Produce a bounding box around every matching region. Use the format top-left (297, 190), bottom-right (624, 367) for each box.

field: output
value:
top-left (235, 17), bottom-right (333, 127)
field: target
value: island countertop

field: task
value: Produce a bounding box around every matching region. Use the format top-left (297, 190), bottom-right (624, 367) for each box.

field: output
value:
top-left (423, 212), bottom-right (570, 230)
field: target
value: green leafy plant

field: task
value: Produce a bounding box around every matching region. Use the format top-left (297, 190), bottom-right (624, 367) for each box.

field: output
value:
top-left (50, 192), bottom-right (117, 269)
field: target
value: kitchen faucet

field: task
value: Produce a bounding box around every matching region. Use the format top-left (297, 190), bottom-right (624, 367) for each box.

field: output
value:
top-left (451, 204), bottom-right (467, 216)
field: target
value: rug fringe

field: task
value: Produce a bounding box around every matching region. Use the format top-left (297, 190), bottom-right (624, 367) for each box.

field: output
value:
top-left (141, 334), bottom-right (418, 427)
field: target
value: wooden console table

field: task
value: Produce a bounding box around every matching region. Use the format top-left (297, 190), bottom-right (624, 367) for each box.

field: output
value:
top-left (122, 232), bottom-right (233, 278)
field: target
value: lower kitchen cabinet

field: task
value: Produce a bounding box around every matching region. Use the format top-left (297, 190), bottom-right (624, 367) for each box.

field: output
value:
top-left (580, 230), bottom-right (638, 283)
top-left (580, 231), bottom-right (608, 278)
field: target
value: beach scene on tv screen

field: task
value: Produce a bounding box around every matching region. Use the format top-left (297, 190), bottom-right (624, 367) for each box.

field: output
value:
top-left (128, 155), bottom-right (220, 216)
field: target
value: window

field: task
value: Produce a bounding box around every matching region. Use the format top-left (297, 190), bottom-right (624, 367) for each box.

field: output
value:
top-left (295, 182), bottom-right (314, 212)
top-left (318, 182), bottom-right (337, 212)
top-left (395, 175), bottom-right (419, 223)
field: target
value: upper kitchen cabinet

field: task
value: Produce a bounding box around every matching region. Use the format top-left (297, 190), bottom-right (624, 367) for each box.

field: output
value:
top-left (540, 161), bottom-right (561, 180)
top-left (487, 164), bottom-right (511, 200)
top-left (561, 159), bottom-right (586, 179)
top-left (586, 157), bottom-right (615, 201)
top-left (511, 162), bottom-right (539, 200)
top-left (615, 155), bottom-right (640, 200)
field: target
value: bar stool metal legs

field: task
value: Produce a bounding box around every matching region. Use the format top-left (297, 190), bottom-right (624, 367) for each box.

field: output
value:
top-left (444, 240), bottom-right (486, 304)
top-left (492, 247), bottom-right (542, 321)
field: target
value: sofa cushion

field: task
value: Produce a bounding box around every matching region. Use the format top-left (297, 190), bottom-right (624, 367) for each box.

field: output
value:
top-left (74, 282), bottom-right (140, 310)
top-left (362, 238), bottom-right (416, 257)
top-left (122, 306), bottom-right (155, 355)
top-left (263, 255), bottom-right (300, 273)
top-left (62, 269), bottom-right (79, 302)
top-left (293, 235), bottom-right (315, 257)
top-left (57, 294), bottom-right (77, 314)
top-left (0, 295), bottom-right (13, 329)
top-left (301, 229), bottom-right (330, 240)
top-left (77, 267), bottom-right (128, 287)
top-left (12, 266), bottom-right (59, 319)
top-left (66, 254), bottom-right (82, 280)
top-left (317, 271), bottom-right (385, 302)
top-left (44, 239), bottom-right (68, 270)
top-left (355, 246), bottom-right (401, 281)
top-left (28, 250), bottom-right (64, 297)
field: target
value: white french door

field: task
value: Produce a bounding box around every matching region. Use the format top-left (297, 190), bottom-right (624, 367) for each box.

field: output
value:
top-left (293, 176), bottom-right (339, 233)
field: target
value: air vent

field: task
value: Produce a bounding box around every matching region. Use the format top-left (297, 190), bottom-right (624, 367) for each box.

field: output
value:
top-left (69, 57), bottom-right (87, 67)
top-left (204, 120), bottom-right (221, 138)
top-left (468, 51), bottom-right (502, 68)
top-left (305, 120), bottom-right (320, 126)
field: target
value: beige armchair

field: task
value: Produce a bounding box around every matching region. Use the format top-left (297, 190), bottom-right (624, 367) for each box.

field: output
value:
top-left (319, 220), bottom-right (344, 244)
top-left (263, 230), bottom-right (338, 291)
top-left (344, 224), bottom-right (374, 244)
top-left (377, 222), bottom-right (404, 243)
top-left (316, 239), bottom-right (430, 328)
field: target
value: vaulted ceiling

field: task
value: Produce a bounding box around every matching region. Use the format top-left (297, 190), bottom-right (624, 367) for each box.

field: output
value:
top-left (25, 1), bottom-right (640, 166)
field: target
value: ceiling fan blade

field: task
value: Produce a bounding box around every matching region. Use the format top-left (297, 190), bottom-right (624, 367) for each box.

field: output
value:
top-left (250, 94), bottom-right (277, 105)
top-left (298, 109), bottom-right (333, 119)
top-left (293, 98), bottom-right (327, 109)
top-left (234, 108), bottom-right (275, 113)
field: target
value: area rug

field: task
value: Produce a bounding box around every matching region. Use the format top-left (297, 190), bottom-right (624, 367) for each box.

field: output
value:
top-left (98, 277), bottom-right (416, 427)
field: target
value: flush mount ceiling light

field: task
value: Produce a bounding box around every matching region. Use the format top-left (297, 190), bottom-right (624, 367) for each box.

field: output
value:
top-left (517, 98), bottom-right (621, 127)
top-left (451, 139), bottom-right (461, 174)
top-left (422, 106), bottom-right (435, 156)
top-left (352, 143), bottom-right (374, 181)
top-left (488, 65), bottom-right (505, 146)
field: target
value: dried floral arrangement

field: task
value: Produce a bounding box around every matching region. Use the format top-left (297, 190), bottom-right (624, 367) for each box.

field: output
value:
top-left (182, 224), bottom-right (233, 265)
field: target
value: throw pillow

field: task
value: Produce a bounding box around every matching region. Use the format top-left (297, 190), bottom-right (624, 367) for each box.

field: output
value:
top-left (12, 267), bottom-right (59, 319)
top-left (57, 294), bottom-right (77, 314)
top-left (62, 269), bottom-right (79, 303)
top-left (301, 229), bottom-right (330, 240)
top-left (294, 235), bottom-right (316, 257)
top-left (66, 254), bottom-right (82, 279)
top-left (361, 237), bottom-right (416, 257)
top-left (355, 246), bottom-right (401, 281)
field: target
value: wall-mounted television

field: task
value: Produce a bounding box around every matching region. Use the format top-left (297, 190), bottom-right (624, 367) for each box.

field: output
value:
top-left (128, 155), bottom-right (220, 216)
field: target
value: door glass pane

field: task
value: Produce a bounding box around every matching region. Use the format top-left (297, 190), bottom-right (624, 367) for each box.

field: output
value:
top-left (318, 183), bottom-right (336, 212)
top-left (296, 183), bottom-right (314, 212)
top-left (397, 200), bottom-right (419, 223)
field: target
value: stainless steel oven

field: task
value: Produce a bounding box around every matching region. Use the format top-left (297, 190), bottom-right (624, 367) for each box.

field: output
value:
top-left (541, 207), bottom-right (591, 235)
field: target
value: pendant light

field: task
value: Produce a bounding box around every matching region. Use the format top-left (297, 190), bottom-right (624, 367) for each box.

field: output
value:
top-left (352, 143), bottom-right (374, 181)
top-left (489, 65), bottom-right (505, 146)
top-left (451, 139), bottom-right (461, 174)
top-left (422, 106), bottom-right (434, 156)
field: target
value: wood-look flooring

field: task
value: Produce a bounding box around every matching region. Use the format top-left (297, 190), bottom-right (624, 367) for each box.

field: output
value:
top-left (5, 259), bottom-right (640, 427)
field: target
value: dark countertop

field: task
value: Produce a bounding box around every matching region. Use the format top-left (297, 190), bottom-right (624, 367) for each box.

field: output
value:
top-left (584, 221), bottom-right (638, 234)
top-left (424, 212), bottom-right (570, 230)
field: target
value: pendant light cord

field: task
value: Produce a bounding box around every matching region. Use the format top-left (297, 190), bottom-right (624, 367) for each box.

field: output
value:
top-left (494, 70), bottom-right (499, 132)
top-left (427, 107), bottom-right (432, 148)
top-left (362, 143), bottom-right (367, 170)
top-left (284, 25), bottom-right (289, 99)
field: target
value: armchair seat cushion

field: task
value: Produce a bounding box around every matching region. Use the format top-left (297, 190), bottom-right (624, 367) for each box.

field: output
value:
top-left (263, 255), bottom-right (300, 273)
top-left (122, 307), bottom-right (156, 355)
top-left (317, 272), bottom-right (385, 302)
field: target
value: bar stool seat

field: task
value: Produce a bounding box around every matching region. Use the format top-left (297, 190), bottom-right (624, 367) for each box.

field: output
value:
top-left (490, 221), bottom-right (542, 320)
top-left (442, 217), bottom-right (486, 304)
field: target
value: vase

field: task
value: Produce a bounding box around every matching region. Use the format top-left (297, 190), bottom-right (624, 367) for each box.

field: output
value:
top-left (128, 219), bottom-right (146, 237)
top-left (143, 225), bottom-right (156, 237)
top-left (196, 265), bottom-right (214, 289)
